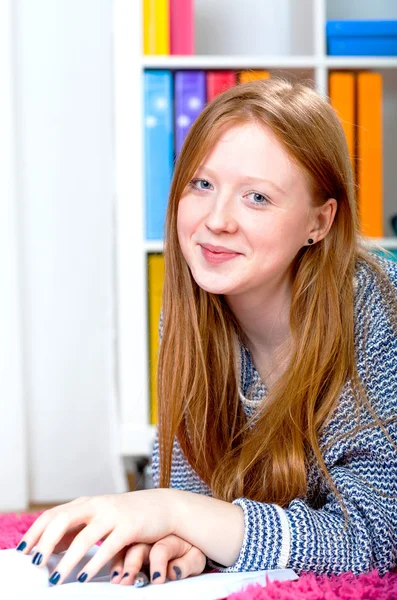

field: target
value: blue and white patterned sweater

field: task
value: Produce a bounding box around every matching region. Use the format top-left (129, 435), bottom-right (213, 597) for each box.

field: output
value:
top-left (151, 255), bottom-right (397, 576)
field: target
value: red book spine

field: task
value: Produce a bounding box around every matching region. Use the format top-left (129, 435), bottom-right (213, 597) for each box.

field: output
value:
top-left (206, 72), bottom-right (237, 102)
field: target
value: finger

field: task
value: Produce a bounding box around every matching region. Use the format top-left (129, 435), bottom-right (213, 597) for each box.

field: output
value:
top-left (47, 520), bottom-right (111, 586)
top-left (74, 527), bottom-right (129, 585)
top-left (167, 546), bottom-right (207, 581)
top-left (16, 508), bottom-right (58, 555)
top-left (149, 535), bottom-right (192, 585)
top-left (31, 502), bottom-right (95, 572)
top-left (17, 499), bottom-right (91, 557)
top-left (108, 546), bottom-right (128, 585)
top-left (116, 543), bottom-right (152, 586)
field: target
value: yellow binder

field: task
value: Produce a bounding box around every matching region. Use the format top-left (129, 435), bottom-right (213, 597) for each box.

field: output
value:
top-left (143, 0), bottom-right (169, 55)
top-left (148, 254), bottom-right (165, 424)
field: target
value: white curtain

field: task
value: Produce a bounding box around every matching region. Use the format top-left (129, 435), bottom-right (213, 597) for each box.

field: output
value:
top-left (0, 0), bottom-right (128, 512)
top-left (0, 0), bottom-right (29, 512)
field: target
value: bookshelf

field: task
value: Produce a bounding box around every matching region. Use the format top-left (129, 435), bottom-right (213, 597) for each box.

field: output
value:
top-left (113, 0), bottom-right (397, 458)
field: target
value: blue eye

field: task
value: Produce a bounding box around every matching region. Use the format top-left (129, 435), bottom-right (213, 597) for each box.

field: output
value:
top-left (189, 178), bottom-right (213, 191)
top-left (246, 192), bottom-right (269, 206)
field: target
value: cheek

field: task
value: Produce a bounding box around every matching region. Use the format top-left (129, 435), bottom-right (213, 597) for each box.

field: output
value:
top-left (264, 210), bottom-right (306, 239)
top-left (176, 209), bottom-right (187, 246)
top-left (177, 199), bottom-right (200, 235)
top-left (248, 214), bottom-right (304, 258)
top-left (176, 204), bottom-right (195, 257)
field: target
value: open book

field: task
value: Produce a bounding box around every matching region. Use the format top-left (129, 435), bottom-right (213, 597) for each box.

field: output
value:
top-left (0, 545), bottom-right (298, 600)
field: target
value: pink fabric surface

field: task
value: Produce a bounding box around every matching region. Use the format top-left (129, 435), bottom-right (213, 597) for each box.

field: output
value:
top-left (1, 511), bottom-right (397, 599)
top-left (226, 570), bottom-right (397, 599)
top-left (0, 511), bottom-right (45, 550)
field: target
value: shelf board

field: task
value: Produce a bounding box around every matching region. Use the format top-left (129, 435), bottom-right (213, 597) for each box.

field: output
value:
top-left (145, 238), bottom-right (397, 253)
top-left (142, 56), bottom-right (397, 71)
top-left (142, 55), bottom-right (318, 70)
top-left (325, 57), bottom-right (397, 69)
top-left (146, 240), bottom-right (164, 253)
top-left (370, 237), bottom-right (397, 249)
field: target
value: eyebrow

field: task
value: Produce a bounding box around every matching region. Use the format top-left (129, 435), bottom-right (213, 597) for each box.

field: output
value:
top-left (195, 165), bottom-right (286, 196)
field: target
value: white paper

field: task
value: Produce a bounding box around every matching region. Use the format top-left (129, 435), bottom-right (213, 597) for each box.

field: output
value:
top-left (0, 546), bottom-right (298, 600)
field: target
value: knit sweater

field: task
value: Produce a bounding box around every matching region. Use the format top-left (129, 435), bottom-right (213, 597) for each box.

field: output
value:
top-left (151, 254), bottom-right (397, 576)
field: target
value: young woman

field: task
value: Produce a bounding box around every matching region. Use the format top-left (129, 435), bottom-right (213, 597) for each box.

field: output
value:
top-left (16, 78), bottom-right (397, 587)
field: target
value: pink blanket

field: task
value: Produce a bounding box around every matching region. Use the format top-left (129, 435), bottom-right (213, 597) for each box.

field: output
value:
top-left (1, 511), bottom-right (397, 599)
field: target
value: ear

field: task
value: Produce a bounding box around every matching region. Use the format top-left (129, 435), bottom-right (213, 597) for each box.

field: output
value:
top-left (309, 198), bottom-right (337, 242)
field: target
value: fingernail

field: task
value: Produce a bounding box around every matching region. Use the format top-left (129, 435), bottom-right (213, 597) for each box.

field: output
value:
top-left (111, 571), bottom-right (119, 579)
top-left (152, 571), bottom-right (161, 581)
top-left (122, 572), bottom-right (129, 579)
top-left (173, 566), bottom-right (182, 580)
top-left (32, 552), bottom-right (43, 566)
top-left (78, 572), bottom-right (88, 582)
top-left (16, 541), bottom-right (27, 552)
top-left (49, 572), bottom-right (60, 585)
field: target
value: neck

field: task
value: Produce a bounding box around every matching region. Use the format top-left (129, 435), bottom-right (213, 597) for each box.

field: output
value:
top-left (225, 277), bottom-right (293, 381)
top-left (226, 277), bottom-right (292, 352)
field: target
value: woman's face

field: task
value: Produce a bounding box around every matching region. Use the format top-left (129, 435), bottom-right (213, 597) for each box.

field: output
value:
top-left (177, 121), bottom-right (330, 298)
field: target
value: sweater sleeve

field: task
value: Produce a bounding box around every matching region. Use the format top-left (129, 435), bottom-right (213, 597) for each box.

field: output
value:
top-left (208, 258), bottom-right (397, 576)
top-left (212, 411), bottom-right (397, 576)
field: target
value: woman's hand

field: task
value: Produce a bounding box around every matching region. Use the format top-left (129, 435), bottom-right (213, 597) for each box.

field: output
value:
top-left (16, 489), bottom-right (181, 586)
top-left (109, 535), bottom-right (207, 586)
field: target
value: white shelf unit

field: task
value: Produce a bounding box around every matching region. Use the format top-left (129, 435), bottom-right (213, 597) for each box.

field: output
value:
top-left (113, 0), bottom-right (397, 458)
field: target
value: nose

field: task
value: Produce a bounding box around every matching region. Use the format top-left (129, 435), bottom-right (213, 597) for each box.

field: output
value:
top-left (204, 190), bottom-right (238, 234)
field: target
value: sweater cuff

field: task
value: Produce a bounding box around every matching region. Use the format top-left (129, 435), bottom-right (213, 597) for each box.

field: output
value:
top-left (206, 499), bottom-right (290, 572)
top-left (272, 503), bottom-right (291, 568)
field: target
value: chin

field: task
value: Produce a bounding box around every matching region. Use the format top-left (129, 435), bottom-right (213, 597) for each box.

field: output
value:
top-left (191, 274), bottom-right (236, 296)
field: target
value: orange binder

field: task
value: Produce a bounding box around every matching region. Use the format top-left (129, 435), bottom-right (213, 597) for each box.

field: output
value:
top-left (328, 72), bottom-right (355, 170)
top-left (148, 254), bottom-right (165, 424)
top-left (357, 72), bottom-right (383, 238)
top-left (239, 71), bottom-right (270, 84)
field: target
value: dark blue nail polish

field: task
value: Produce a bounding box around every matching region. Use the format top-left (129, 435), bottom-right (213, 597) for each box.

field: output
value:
top-left (122, 573), bottom-right (129, 579)
top-left (32, 552), bottom-right (43, 566)
top-left (78, 572), bottom-right (88, 583)
top-left (111, 571), bottom-right (119, 579)
top-left (173, 566), bottom-right (182, 580)
top-left (16, 541), bottom-right (27, 552)
top-left (152, 571), bottom-right (161, 581)
top-left (49, 572), bottom-right (60, 585)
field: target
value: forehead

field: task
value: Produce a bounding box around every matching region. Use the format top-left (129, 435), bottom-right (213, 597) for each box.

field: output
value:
top-left (198, 122), bottom-right (303, 191)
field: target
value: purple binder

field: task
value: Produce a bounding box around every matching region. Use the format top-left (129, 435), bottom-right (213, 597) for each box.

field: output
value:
top-left (175, 71), bottom-right (206, 155)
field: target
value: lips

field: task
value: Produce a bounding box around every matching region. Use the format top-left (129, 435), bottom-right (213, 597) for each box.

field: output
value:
top-left (200, 244), bottom-right (239, 254)
top-left (200, 245), bottom-right (240, 264)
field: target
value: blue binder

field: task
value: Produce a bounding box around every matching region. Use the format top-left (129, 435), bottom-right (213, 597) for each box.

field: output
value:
top-left (144, 71), bottom-right (174, 240)
top-left (326, 20), bottom-right (397, 56)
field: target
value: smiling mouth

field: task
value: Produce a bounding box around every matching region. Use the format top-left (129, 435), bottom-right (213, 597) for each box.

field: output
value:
top-left (200, 245), bottom-right (240, 255)
top-left (200, 245), bottom-right (241, 264)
